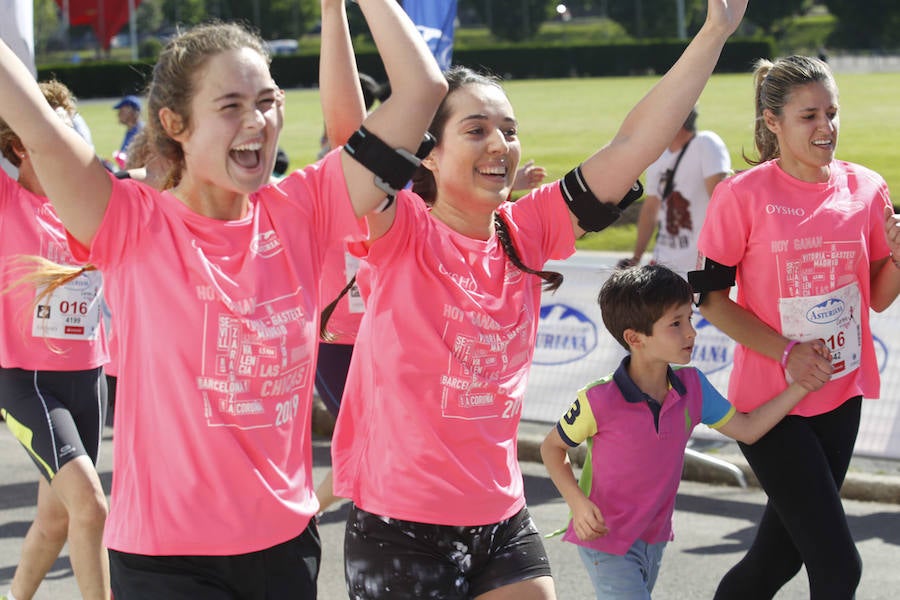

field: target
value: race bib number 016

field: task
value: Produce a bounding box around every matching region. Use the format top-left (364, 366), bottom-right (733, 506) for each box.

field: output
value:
top-left (32, 270), bottom-right (102, 341)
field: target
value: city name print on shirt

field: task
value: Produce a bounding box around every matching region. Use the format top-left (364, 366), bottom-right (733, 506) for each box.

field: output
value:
top-left (440, 301), bottom-right (532, 421)
top-left (193, 280), bottom-right (314, 431)
top-left (772, 235), bottom-right (862, 380)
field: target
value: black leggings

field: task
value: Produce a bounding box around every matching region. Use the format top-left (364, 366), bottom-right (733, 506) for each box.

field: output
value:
top-left (714, 396), bottom-right (863, 600)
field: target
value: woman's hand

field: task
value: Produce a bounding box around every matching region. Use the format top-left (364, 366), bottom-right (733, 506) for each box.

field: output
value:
top-left (704, 0), bottom-right (750, 38)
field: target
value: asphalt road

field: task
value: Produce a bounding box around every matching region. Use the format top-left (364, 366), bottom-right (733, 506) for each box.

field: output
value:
top-left (2, 425), bottom-right (899, 599)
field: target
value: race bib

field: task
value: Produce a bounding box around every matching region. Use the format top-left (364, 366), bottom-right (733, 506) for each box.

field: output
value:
top-left (779, 282), bottom-right (862, 379)
top-left (344, 252), bottom-right (364, 314)
top-left (32, 270), bottom-right (103, 341)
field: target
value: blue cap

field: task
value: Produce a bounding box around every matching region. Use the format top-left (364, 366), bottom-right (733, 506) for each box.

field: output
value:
top-left (113, 95), bottom-right (141, 111)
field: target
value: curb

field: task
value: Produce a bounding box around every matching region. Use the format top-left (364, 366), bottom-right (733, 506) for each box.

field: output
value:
top-left (312, 401), bottom-right (900, 505)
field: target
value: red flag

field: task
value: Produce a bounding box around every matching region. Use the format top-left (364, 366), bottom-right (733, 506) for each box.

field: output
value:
top-left (54, 0), bottom-right (141, 50)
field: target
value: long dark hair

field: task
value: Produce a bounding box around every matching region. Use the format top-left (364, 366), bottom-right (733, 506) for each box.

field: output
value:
top-left (413, 66), bottom-right (563, 291)
top-left (320, 67), bottom-right (565, 339)
top-left (494, 212), bottom-right (562, 292)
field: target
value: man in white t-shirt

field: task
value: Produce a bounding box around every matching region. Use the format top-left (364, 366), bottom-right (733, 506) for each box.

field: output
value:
top-left (619, 107), bottom-right (731, 277)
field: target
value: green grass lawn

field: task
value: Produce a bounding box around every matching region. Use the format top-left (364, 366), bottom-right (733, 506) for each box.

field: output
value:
top-left (75, 71), bottom-right (900, 250)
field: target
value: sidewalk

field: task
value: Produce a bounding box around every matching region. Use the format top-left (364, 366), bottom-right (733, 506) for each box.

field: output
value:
top-left (313, 401), bottom-right (900, 504)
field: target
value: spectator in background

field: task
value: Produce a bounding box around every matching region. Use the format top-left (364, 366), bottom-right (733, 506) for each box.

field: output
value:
top-left (112, 95), bottom-right (143, 170)
top-left (618, 106), bottom-right (730, 277)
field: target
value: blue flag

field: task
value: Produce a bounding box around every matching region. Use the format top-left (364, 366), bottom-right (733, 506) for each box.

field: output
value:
top-left (403, 0), bottom-right (457, 71)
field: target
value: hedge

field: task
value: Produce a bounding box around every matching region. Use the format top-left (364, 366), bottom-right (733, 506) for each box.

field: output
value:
top-left (37, 38), bottom-right (774, 99)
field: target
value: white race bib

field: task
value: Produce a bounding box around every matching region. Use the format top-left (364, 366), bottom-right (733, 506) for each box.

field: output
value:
top-left (31, 270), bottom-right (103, 341)
top-left (344, 252), bottom-right (364, 314)
top-left (779, 282), bottom-right (862, 379)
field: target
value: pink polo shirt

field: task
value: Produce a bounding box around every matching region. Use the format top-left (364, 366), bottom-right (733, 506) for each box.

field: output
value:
top-left (555, 360), bottom-right (734, 554)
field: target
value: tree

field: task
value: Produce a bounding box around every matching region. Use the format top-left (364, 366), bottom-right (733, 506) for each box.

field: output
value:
top-left (605, 0), bottom-right (708, 39)
top-left (162, 0), bottom-right (207, 27)
top-left (746, 0), bottom-right (809, 34)
top-left (208, 0), bottom-right (317, 40)
top-left (823, 0), bottom-right (900, 49)
top-left (34, 0), bottom-right (61, 54)
top-left (136, 0), bottom-right (165, 35)
top-left (464, 0), bottom-right (556, 42)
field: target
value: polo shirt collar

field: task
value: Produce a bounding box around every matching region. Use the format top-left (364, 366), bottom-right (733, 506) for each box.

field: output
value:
top-left (612, 355), bottom-right (686, 403)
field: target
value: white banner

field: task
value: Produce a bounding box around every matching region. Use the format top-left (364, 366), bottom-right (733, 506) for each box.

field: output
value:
top-left (525, 251), bottom-right (900, 459)
top-left (0, 0), bottom-right (35, 75)
top-left (0, 0), bottom-right (34, 178)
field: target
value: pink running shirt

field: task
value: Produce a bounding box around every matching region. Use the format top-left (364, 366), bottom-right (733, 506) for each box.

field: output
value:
top-left (332, 182), bottom-right (576, 526)
top-left (698, 160), bottom-right (891, 416)
top-left (70, 150), bottom-right (363, 555)
top-left (318, 241), bottom-right (363, 344)
top-left (0, 170), bottom-right (107, 370)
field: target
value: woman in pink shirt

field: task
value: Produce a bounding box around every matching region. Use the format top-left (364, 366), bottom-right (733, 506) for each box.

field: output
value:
top-left (695, 55), bottom-right (900, 599)
top-left (0, 81), bottom-right (110, 600)
top-left (331, 0), bottom-right (749, 597)
top-left (0, 1), bottom-right (447, 597)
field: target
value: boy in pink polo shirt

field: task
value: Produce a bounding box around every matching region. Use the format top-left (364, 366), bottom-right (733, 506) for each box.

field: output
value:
top-left (541, 265), bottom-right (824, 599)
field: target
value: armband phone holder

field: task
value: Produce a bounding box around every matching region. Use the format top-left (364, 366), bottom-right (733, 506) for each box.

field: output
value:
top-left (344, 126), bottom-right (436, 211)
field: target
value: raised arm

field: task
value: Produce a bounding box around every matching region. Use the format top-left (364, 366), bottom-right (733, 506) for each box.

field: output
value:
top-left (0, 41), bottom-right (111, 246)
top-left (338, 0), bottom-right (447, 224)
top-left (320, 0), bottom-right (367, 149)
top-left (575, 0), bottom-right (747, 231)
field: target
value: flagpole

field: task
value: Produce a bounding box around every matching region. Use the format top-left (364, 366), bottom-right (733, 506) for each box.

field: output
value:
top-left (129, 0), bottom-right (137, 60)
top-left (64, 0), bottom-right (70, 54)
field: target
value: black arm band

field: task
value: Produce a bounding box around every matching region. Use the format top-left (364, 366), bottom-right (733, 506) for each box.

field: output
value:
top-left (343, 126), bottom-right (436, 203)
top-left (687, 257), bottom-right (737, 306)
top-left (560, 166), bottom-right (643, 232)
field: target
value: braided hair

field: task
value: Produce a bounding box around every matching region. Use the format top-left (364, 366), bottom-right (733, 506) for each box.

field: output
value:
top-left (494, 212), bottom-right (562, 292)
top-left (319, 274), bottom-right (356, 342)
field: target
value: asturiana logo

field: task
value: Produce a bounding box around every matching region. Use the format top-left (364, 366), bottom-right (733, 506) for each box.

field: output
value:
top-left (690, 313), bottom-right (735, 374)
top-left (806, 298), bottom-right (844, 325)
top-left (533, 304), bottom-right (598, 365)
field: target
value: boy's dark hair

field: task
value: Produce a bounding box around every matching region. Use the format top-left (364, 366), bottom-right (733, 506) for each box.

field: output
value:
top-left (599, 264), bottom-right (693, 350)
